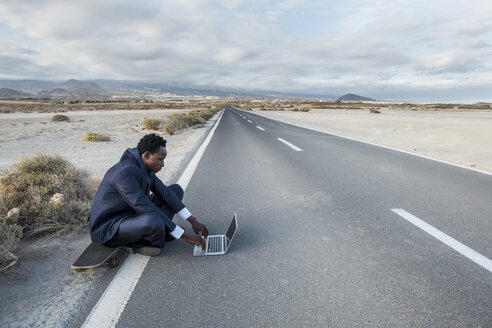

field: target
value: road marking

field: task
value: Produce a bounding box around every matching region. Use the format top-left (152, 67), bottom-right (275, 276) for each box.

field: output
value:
top-left (236, 106), bottom-right (492, 177)
top-left (247, 120), bottom-right (252, 123)
top-left (256, 126), bottom-right (265, 131)
top-left (82, 109), bottom-right (225, 328)
top-left (391, 208), bottom-right (492, 273)
top-left (277, 138), bottom-right (302, 151)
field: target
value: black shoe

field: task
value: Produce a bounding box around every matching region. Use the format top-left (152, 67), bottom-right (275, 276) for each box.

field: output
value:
top-left (132, 246), bottom-right (161, 256)
top-left (126, 241), bottom-right (161, 256)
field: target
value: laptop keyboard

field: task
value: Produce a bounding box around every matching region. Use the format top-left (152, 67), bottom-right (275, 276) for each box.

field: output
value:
top-left (207, 236), bottom-right (222, 253)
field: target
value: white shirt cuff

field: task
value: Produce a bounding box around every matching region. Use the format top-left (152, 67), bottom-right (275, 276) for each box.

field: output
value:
top-left (177, 207), bottom-right (192, 221)
top-left (169, 225), bottom-right (184, 239)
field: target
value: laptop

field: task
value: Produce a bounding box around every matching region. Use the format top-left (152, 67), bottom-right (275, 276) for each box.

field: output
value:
top-left (193, 213), bottom-right (238, 256)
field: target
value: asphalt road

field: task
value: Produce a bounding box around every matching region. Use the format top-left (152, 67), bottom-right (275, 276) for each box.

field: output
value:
top-left (114, 105), bottom-right (491, 327)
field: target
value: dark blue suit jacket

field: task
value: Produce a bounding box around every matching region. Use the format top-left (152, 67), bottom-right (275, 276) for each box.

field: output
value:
top-left (89, 148), bottom-right (185, 243)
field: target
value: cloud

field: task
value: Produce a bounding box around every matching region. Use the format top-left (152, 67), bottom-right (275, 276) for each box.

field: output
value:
top-left (414, 52), bottom-right (483, 75)
top-left (0, 0), bottom-right (491, 101)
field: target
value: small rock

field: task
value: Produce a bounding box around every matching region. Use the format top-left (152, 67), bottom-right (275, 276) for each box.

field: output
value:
top-left (50, 193), bottom-right (64, 206)
top-left (6, 207), bottom-right (20, 225)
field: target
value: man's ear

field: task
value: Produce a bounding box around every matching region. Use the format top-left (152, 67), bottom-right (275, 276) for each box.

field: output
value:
top-left (143, 151), bottom-right (151, 159)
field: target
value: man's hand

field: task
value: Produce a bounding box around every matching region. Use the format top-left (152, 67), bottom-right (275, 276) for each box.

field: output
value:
top-left (181, 233), bottom-right (206, 252)
top-left (186, 215), bottom-right (209, 238)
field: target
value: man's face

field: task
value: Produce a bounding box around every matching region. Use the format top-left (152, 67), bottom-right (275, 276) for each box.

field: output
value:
top-left (142, 146), bottom-right (167, 173)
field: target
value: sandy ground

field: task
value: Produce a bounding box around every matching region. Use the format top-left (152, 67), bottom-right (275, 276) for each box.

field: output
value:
top-left (0, 109), bottom-right (206, 181)
top-left (253, 108), bottom-right (492, 173)
top-left (0, 109), bottom-right (220, 327)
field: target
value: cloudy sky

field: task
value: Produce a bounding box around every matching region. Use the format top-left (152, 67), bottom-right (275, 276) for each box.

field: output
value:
top-left (1, 0), bottom-right (491, 102)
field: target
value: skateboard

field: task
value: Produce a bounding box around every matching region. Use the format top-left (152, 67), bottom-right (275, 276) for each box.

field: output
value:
top-left (71, 243), bottom-right (121, 272)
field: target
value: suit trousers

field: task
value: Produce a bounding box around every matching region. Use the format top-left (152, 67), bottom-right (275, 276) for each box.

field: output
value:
top-left (104, 184), bottom-right (184, 248)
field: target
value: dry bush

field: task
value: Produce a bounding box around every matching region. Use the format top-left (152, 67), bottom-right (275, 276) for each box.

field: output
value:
top-left (259, 107), bottom-right (285, 111)
top-left (162, 113), bottom-right (204, 135)
top-left (0, 154), bottom-right (95, 238)
top-left (369, 108), bottom-right (381, 114)
top-left (51, 114), bottom-right (70, 122)
top-left (163, 124), bottom-right (177, 135)
top-left (0, 199), bottom-right (22, 271)
top-left (291, 108), bottom-right (310, 112)
top-left (162, 108), bottom-right (220, 135)
top-left (0, 219), bottom-right (22, 272)
top-left (191, 108), bottom-right (219, 121)
top-left (142, 118), bottom-right (161, 130)
top-left (82, 132), bottom-right (111, 142)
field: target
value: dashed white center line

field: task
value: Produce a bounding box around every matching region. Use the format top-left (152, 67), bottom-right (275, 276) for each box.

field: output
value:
top-left (391, 208), bottom-right (492, 273)
top-left (277, 138), bottom-right (302, 151)
top-left (247, 120), bottom-right (252, 123)
top-left (256, 126), bottom-right (265, 131)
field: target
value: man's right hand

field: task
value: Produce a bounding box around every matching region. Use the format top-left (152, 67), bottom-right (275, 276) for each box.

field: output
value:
top-left (181, 233), bottom-right (206, 252)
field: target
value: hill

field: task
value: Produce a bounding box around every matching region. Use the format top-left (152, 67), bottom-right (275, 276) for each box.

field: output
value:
top-left (0, 88), bottom-right (30, 99)
top-left (56, 79), bottom-right (105, 92)
top-left (337, 93), bottom-right (376, 101)
top-left (43, 79), bottom-right (108, 98)
top-left (0, 80), bottom-right (58, 92)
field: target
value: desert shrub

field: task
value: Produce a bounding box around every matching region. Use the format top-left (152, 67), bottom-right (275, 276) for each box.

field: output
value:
top-left (191, 108), bottom-right (219, 121)
top-left (51, 114), bottom-right (70, 122)
top-left (142, 118), bottom-right (161, 130)
top-left (162, 124), bottom-right (177, 135)
top-left (0, 219), bottom-right (22, 271)
top-left (162, 107), bottom-right (220, 135)
top-left (369, 108), bottom-right (381, 114)
top-left (82, 132), bottom-right (111, 142)
top-left (162, 113), bottom-right (204, 135)
top-left (0, 154), bottom-right (95, 237)
top-left (291, 108), bottom-right (310, 112)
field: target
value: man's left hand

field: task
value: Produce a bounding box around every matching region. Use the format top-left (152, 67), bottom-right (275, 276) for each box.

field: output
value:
top-left (187, 216), bottom-right (209, 238)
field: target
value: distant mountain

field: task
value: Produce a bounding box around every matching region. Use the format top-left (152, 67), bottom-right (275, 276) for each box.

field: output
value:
top-left (38, 79), bottom-right (108, 99)
top-left (90, 79), bottom-right (333, 99)
top-left (0, 78), bottom-right (335, 100)
top-left (0, 88), bottom-right (30, 99)
top-left (56, 79), bottom-right (105, 92)
top-left (337, 93), bottom-right (376, 101)
top-left (0, 79), bottom-right (58, 92)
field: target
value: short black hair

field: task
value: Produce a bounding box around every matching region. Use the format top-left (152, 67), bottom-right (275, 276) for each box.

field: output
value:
top-left (137, 133), bottom-right (167, 155)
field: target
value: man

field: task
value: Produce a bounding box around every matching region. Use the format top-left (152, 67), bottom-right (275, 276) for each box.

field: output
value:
top-left (89, 133), bottom-right (208, 256)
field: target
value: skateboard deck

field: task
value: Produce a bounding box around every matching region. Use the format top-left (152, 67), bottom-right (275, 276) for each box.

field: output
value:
top-left (72, 243), bottom-right (121, 272)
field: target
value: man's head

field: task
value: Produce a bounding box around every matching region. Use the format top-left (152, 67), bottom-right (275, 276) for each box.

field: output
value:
top-left (137, 133), bottom-right (167, 173)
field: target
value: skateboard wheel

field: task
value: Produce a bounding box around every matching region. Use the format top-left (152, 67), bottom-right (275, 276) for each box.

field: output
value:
top-left (74, 268), bottom-right (85, 272)
top-left (108, 257), bottom-right (119, 268)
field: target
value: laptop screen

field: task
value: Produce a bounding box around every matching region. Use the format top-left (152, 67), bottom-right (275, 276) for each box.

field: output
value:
top-left (225, 214), bottom-right (237, 240)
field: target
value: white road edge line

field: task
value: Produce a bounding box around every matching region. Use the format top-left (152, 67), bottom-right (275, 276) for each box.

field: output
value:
top-left (277, 138), bottom-right (302, 151)
top-left (236, 107), bottom-right (492, 177)
top-left (82, 109), bottom-right (225, 328)
top-left (256, 126), bottom-right (265, 131)
top-left (391, 208), bottom-right (492, 274)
